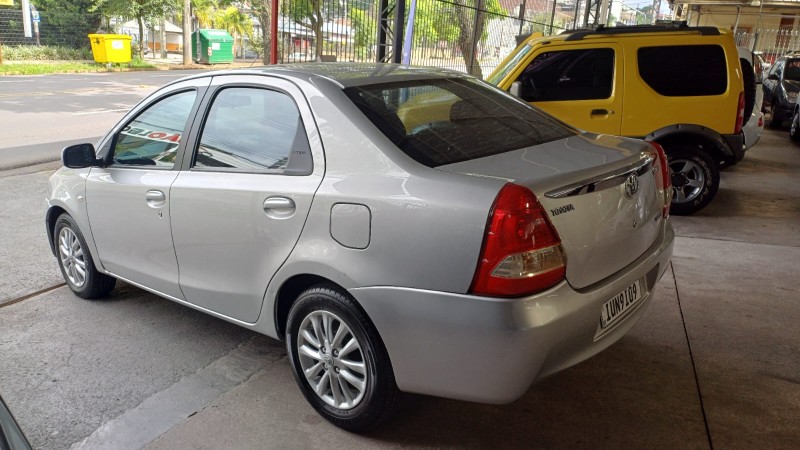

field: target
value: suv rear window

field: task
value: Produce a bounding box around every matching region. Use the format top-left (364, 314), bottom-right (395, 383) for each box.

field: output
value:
top-left (344, 78), bottom-right (576, 167)
top-left (638, 45), bottom-right (727, 96)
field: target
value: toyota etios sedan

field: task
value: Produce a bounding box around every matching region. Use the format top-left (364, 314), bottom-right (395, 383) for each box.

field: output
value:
top-left (46, 64), bottom-right (674, 431)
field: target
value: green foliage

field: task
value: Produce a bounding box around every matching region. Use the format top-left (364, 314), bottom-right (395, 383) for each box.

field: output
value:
top-left (1, 44), bottom-right (93, 60)
top-left (350, 6), bottom-right (375, 60)
top-left (28, 0), bottom-right (102, 48)
top-left (92, 0), bottom-right (180, 20)
top-left (414, 0), bottom-right (505, 47)
top-left (281, 0), bottom-right (324, 57)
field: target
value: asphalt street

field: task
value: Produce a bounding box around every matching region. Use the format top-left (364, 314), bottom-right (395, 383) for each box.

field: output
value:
top-left (0, 72), bottom-right (798, 449)
top-left (0, 71), bottom-right (203, 170)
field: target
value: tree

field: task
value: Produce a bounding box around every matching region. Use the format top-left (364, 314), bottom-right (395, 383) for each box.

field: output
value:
top-left (451, 0), bottom-right (504, 78)
top-left (350, 6), bottom-right (375, 60)
top-left (92, 0), bottom-right (179, 59)
top-left (248, 0), bottom-right (272, 64)
top-left (216, 5), bottom-right (251, 57)
top-left (36, 0), bottom-right (102, 48)
top-left (183, 0), bottom-right (191, 64)
top-left (282, 0), bottom-right (324, 58)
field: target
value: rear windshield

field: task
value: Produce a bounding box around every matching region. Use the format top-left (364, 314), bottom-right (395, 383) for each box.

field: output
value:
top-left (784, 59), bottom-right (800, 81)
top-left (344, 78), bottom-right (576, 167)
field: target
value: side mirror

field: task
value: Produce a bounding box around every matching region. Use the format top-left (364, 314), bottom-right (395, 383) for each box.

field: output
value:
top-left (767, 74), bottom-right (779, 81)
top-left (510, 81), bottom-right (523, 98)
top-left (62, 143), bottom-right (100, 169)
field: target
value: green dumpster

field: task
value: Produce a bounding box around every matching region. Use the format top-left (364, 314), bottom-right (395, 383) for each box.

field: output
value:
top-left (191, 29), bottom-right (234, 64)
top-left (88, 34), bottom-right (132, 63)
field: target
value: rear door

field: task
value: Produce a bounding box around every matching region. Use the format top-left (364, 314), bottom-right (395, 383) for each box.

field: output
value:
top-left (509, 43), bottom-right (623, 135)
top-left (169, 75), bottom-right (323, 323)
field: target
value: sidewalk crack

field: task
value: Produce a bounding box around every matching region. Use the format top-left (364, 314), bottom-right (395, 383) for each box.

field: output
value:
top-left (672, 260), bottom-right (714, 450)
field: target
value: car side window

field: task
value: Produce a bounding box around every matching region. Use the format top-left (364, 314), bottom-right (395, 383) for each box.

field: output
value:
top-left (516, 48), bottom-right (615, 102)
top-left (111, 90), bottom-right (196, 168)
top-left (768, 60), bottom-right (782, 79)
top-left (193, 87), bottom-right (310, 173)
top-left (638, 45), bottom-right (728, 97)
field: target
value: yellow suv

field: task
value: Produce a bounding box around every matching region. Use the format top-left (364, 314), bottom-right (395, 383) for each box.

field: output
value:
top-left (488, 23), bottom-right (745, 215)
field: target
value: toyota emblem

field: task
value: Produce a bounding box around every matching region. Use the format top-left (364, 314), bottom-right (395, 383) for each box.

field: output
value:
top-left (624, 174), bottom-right (639, 197)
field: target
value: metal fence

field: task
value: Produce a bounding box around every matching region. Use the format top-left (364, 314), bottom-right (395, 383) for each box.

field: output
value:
top-left (0, 8), bottom-right (100, 48)
top-left (2, 0), bottom-right (578, 79)
top-left (273, 0), bottom-right (571, 78)
top-left (735, 28), bottom-right (800, 64)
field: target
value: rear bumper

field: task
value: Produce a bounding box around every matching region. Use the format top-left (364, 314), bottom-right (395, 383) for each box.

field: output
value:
top-left (350, 220), bottom-right (675, 404)
top-left (722, 132), bottom-right (745, 164)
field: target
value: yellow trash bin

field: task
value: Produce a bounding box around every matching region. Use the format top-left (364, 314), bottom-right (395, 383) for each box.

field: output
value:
top-left (88, 34), bottom-right (132, 63)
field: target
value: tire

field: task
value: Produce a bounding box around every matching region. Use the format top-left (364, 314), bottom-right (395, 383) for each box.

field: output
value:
top-left (769, 98), bottom-right (783, 128)
top-left (741, 58), bottom-right (756, 126)
top-left (791, 108), bottom-right (800, 142)
top-left (54, 213), bottom-right (116, 299)
top-left (664, 147), bottom-right (720, 216)
top-left (286, 285), bottom-right (398, 432)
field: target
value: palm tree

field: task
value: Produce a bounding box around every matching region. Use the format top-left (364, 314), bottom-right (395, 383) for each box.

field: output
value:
top-left (217, 6), bottom-right (252, 58)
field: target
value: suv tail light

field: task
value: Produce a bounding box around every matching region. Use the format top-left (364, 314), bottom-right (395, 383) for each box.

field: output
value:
top-left (650, 142), bottom-right (672, 218)
top-left (735, 91), bottom-right (745, 134)
top-left (470, 184), bottom-right (566, 297)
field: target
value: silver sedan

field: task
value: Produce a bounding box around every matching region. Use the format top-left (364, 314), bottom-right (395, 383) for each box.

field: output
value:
top-left (46, 64), bottom-right (674, 431)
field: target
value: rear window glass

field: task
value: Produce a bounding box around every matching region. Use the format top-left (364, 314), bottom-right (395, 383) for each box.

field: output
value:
top-left (784, 59), bottom-right (800, 81)
top-left (344, 78), bottom-right (576, 167)
top-left (638, 45), bottom-right (727, 96)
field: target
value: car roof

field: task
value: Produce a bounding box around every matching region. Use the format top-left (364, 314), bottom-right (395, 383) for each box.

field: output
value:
top-left (522, 22), bottom-right (728, 47)
top-left (175, 63), bottom-right (471, 89)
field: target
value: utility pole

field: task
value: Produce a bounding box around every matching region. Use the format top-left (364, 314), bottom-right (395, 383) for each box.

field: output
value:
top-left (183, 0), bottom-right (192, 64)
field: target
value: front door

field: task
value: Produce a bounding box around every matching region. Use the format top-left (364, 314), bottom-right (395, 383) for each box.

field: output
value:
top-left (86, 79), bottom-right (208, 298)
top-left (169, 76), bottom-right (323, 322)
top-left (508, 43), bottom-right (623, 135)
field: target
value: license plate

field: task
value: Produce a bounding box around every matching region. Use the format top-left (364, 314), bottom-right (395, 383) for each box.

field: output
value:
top-left (600, 280), bottom-right (642, 329)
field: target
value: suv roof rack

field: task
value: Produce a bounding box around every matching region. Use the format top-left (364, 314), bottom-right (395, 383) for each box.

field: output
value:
top-left (561, 22), bottom-right (720, 41)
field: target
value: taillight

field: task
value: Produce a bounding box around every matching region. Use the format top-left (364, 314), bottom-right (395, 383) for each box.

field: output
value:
top-left (470, 183), bottom-right (566, 297)
top-left (735, 91), bottom-right (745, 134)
top-left (650, 142), bottom-right (672, 218)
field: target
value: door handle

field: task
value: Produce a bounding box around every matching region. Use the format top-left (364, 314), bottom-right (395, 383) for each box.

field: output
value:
top-left (590, 109), bottom-right (612, 116)
top-left (145, 190), bottom-right (166, 208)
top-left (263, 196), bottom-right (296, 219)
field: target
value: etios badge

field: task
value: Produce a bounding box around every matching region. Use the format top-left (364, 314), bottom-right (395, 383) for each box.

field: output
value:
top-left (624, 174), bottom-right (640, 197)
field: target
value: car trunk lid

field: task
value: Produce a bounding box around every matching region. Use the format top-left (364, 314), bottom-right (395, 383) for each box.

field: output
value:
top-left (438, 133), bottom-right (666, 289)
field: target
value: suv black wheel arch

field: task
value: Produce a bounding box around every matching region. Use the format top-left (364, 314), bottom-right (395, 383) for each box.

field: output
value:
top-left (645, 124), bottom-right (741, 167)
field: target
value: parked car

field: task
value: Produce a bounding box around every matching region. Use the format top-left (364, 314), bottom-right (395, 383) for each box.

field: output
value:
top-left (739, 47), bottom-right (764, 150)
top-left (46, 64), bottom-right (674, 431)
top-left (743, 111), bottom-right (765, 150)
top-left (0, 395), bottom-right (31, 450)
top-left (762, 53), bottom-right (800, 128)
top-left (488, 22), bottom-right (746, 215)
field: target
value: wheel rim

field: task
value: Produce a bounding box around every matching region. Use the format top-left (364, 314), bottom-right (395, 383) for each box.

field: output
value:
top-left (297, 310), bottom-right (367, 410)
top-left (58, 227), bottom-right (87, 288)
top-left (669, 158), bottom-right (705, 204)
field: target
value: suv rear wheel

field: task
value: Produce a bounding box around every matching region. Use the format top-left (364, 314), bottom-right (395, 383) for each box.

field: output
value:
top-left (664, 146), bottom-right (719, 215)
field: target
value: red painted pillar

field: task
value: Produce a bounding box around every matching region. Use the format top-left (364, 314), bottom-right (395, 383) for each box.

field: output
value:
top-left (270, 0), bottom-right (278, 64)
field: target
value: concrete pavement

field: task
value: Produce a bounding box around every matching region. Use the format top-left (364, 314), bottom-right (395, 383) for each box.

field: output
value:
top-left (0, 122), bottom-right (798, 447)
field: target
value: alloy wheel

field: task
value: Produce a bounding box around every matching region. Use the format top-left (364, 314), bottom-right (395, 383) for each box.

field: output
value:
top-left (297, 310), bottom-right (367, 410)
top-left (58, 227), bottom-right (87, 288)
top-left (670, 158), bottom-right (705, 204)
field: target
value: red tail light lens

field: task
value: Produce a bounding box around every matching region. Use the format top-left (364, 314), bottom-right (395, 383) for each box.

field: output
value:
top-left (735, 91), bottom-right (745, 134)
top-left (470, 183), bottom-right (566, 297)
top-left (650, 142), bottom-right (672, 218)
